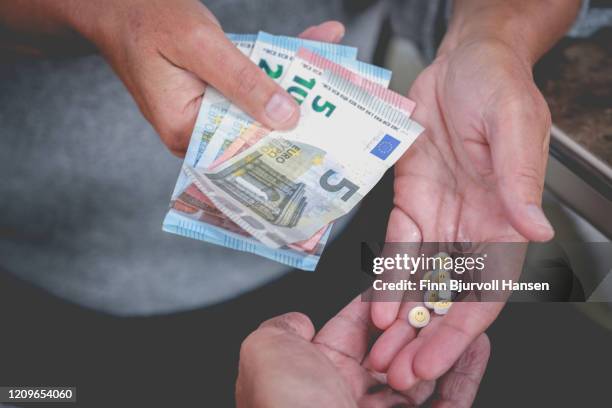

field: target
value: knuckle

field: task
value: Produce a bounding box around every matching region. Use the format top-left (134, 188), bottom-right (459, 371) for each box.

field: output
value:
top-left (154, 107), bottom-right (190, 153)
top-left (260, 312), bottom-right (314, 336)
top-left (188, 23), bottom-right (212, 47)
top-left (515, 165), bottom-right (545, 193)
top-left (231, 63), bottom-right (262, 101)
top-left (239, 331), bottom-right (259, 361)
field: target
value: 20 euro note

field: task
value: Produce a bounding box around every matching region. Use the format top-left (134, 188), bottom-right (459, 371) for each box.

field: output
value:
top-left (185, 55), bottom-right (424, 248)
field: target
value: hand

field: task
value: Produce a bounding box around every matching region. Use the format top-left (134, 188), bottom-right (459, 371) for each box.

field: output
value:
top-left (64, 0), bottom-right (344, 156)
top-left (237, 296), bottom-right (490, 407)
top-left (369, 37), bottom-right (554, 389)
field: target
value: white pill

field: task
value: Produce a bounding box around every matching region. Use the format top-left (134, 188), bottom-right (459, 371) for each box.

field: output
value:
top-left (424, 290), bottom-right (439, 309)
top-left (422, 270), bottom-right (434, 282)
top-left (434, 301), bottom-right (452, 315)
top-left (436, 269), bottom-right (451, 284)
top-left (438, 289), bottom-right (453, 301)
top-left (408, 306), bottom-right (431, 328)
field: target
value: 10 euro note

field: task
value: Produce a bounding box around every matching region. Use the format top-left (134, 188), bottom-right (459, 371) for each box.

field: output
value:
top-left (185, 53), bottom-right (424, 248)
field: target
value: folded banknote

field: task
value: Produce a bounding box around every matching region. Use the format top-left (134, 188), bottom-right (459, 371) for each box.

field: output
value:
top-left (162, 32), bottom-right (423, 270)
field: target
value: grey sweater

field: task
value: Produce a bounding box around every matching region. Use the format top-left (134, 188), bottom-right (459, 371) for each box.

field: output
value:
top-left (0, 0), bottom-right (389, 316)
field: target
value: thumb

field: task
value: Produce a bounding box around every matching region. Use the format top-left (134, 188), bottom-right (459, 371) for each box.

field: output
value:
top-left (176, 21), bottom-right (300, 130)
top-left (257, 311), bottom-right (316, 341)
top-left (237, 313), bottom-right (356, 408)
top-left (486, 91), bottom-right (554, 242)
top-left (299, 21), bottom-right (346, 43)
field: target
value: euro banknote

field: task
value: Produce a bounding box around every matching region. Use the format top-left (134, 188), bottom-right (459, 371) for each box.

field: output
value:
top-left (163, 33), bottom-right (372, 269)
top-left (185, 50), bottom-right (423, 248)
top-left (163, 32), bottom-right (422, 270)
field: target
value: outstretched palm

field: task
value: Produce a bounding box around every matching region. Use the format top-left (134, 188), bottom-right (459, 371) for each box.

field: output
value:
top-left (370, 39), bottom-right (553, 389)
top-left (237, 296), bottom-right (490, 407)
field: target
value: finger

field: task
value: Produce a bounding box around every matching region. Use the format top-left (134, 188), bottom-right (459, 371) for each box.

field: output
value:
top-left (174, 21), bottom-right (299, 130)
top-left (257, 311), bottom-right (316, 341)
top-left (385, 301), bottom-right (494, 391)
top-left (431, 333), bottom-right (491, 408)
top-left (412, 302), bottom-right (502, 381)
top-left (313, 295), bottom-right (374, 364)
top-left (383, 302), bottom-right (447, 391)
top-left (368, 301), bottom-right (420, 372)
top-left (368, 318), bottom-right (416, 373)
top-left (402, 379), bottom-right (436, 407)
top-left (371, 208), bottom-right (422, 330)
top-left (238, 312), bottom-right (356, 408)
top-left (299, 21), bottom-right (346, 43)
top-left (387, 335), bottom-right (429, 391)
top-left (486, 88), bottom-right (554, 241)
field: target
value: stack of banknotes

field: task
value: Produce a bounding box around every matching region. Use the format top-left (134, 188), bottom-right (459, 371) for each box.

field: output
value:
top-left (162, 32), bottom-right (424, 271)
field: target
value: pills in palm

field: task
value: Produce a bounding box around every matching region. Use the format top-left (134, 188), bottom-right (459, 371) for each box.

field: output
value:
top-left (408, 306), bottom-right (431, 328)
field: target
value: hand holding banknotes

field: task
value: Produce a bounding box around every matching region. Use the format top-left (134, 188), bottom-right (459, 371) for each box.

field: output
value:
top-left (237, 296), bottom-right (490, 407)
top-left (23, 0), bottom-right (344, 156)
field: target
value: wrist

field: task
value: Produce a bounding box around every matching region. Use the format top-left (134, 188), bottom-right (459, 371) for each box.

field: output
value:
top-left (60, 0), bottom-right (127, 51)
top-left (438, 3), bottom-right (536, 67)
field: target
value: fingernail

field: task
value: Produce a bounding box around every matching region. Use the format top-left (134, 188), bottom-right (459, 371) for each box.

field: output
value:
top-left (333, 27), bottom-right (345, 42)
top-left (265, 92), bottom-right (297, 125)
top-left (526, 204), bottom-right (553, 234)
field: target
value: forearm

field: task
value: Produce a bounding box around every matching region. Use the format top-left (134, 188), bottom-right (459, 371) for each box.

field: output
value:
top-left (439, 0), bottom-right (581, 65)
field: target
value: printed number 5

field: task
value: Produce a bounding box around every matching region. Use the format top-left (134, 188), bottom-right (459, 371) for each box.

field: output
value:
top-left (312, 96), bottom-right (336, 117)
top-left (320, 170), bottom-right (359, 201)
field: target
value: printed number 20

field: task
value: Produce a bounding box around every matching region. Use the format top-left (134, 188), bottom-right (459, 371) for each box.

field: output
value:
top-left (259, 59), bottom-right (283, 79)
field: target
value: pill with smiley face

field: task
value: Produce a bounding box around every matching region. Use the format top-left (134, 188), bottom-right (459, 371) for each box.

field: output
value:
top-left (408, 306), bottom-right (431, 328)
top-left (424, 290), bottom-right (439, 309)
top-left (434, 300), bottom-right (452, 315)
top-left (436, 269), bottom-right (451, 284)
top-left (434, 252), bottom-right (453, 271)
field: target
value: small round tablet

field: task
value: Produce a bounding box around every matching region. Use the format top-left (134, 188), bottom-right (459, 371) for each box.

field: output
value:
top-left (424, 291), bottom-right (438, 309)
top-left (408, 306), bottom-right (431, 328)
top-left (434, 252), bottom-right (453, 271)
top-left (422, 270), bottom-right (434, 282)
top-left (434, 301), bottom-right (452, 315)
top-left (438, 289), bottom-right (453, 301)
top-left (436, 269), bottom-right (451, 284)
